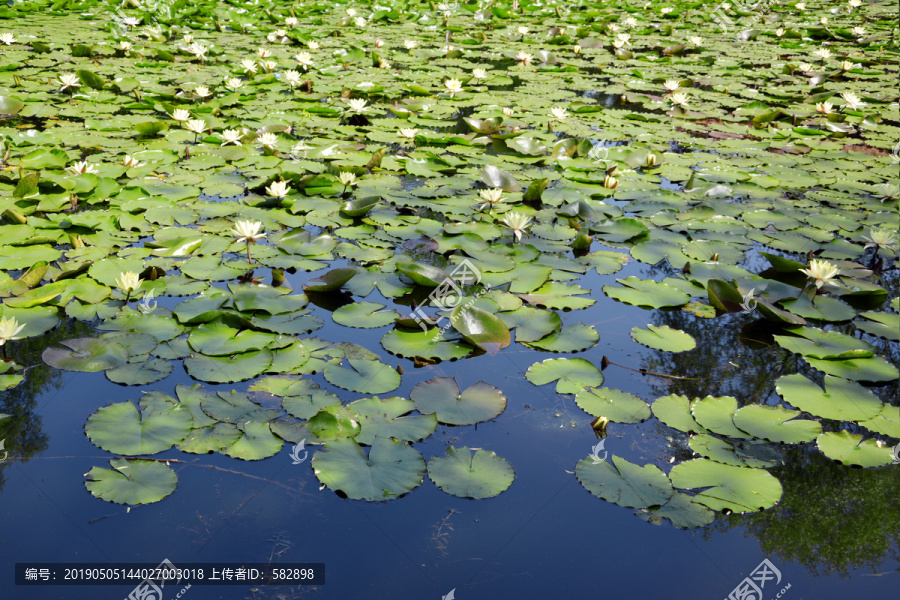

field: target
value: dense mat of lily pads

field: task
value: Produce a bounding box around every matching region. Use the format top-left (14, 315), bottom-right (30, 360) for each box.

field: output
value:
top-left (0, 0), bottom-right (897, 526)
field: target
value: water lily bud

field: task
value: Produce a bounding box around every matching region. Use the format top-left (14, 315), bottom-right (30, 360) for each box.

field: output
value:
top-left (646, 153), bottom-right (657, 167)
top-left (573, 44), bottom-right (581, 54)
top-left (603, 174), bottom-right (618, 189)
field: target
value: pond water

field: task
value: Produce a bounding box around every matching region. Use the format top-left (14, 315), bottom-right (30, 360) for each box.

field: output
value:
top-left (1, 0), bottom-right (899, 599)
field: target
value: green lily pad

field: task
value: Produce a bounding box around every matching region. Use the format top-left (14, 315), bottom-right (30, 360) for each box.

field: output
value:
top-left (348, 396), bottom-right (437, 445)
top-left (105, 359), bottom-right (174, 386)
top-left (524, 323), bottom-right (599, 352)
top-left (85, 401), bottom-right (191, 455)
top-left (224, 421), bottom-right (283, 461)
top-left (688, 435), bottom-right (782, 469)
top-left (427, 446), bottom-right (515, 499)
top-left (773, 327), bottom-right (875, 360)
top-left (526, 358), bottom-right (604, 394)
top-left (499, 306), bottom-right (562, 342)
top-left (381, 328), bottom-right (473, 360)
top-left (630, 325), bottom-right (696, 353)
top-left (669, 459), bottom-right (783, 513)
top-left (575, 455), bottom-right (674, 509)
top-left (42, 338), bottom-right (128, 372)
top-left (85, 459), bottom-right (177, 506)
top-left (324, 358), bottom-right (401, 394)
top-left (449, 304), bottom-right (510, 351)
top-left (652, 394), bottom-right (707, 434)
top-left (732, 405), bottom-right (822, 443)
top-left (691, 395), bottom-right (751, 439)
top-left (637, 491), bottom-right (715, 529)
top-left (179, 422), bottom-right (242, 454)
top-left (312, 437), bottom-right (425, 501)
top-left (411, 377), bottom-right (506, 425)
top-left (333, 302), bottom-right (400, 328)
top-left (184, 349), bottom-right (273, 383)
top-left (816, 431), bottom-right (894, 467)
top-left (775, 374), bottom-right (883, 422)
top-left (575, 387), bottom-right (651, 423)
top-left (303, 268), bottom-right (357, 292)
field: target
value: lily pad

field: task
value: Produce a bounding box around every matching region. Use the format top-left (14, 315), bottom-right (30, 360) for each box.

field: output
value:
top-left (574, 387), bottom-right (651, 423)
top-left (732, 405), bottom-right (822, 444)
top-left (324, 358), bottom-right (401, 394)
top-left (630, 325), bottom-right (696, 353)
top-left (312, 437), bottom-right (425, 501)
top-left (85, 459), bottom-right (177, 506)
top-left (775, 374), bottom-right (883, 422)
top-left (42, 338), bottom-right (128, 372)
top-left (525, 358), bottom-right (604, 394)
top-left (348, 396), bottom-right (437, 445)
top-left (669, 459), bottom-right (783, 513)
top-left (816, 431), bottom-right (894, 467)
top-left (575, 455), bottom-right (674, 509)
top-left (411, 377), bottom-right (506, 425)
top-left (85, 401), bottom-right (191, 455)
top-left (427, 446), bottom-right (515, 499)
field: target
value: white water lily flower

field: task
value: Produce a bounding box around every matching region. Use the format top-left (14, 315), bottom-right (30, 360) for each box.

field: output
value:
top-left (613, 39), bottom-right (626, 49)
top-left (0, 32), bottom-right (17, 44)
top-left (122, 17), bottom-right (140, 28)
top-left (608, 23), bottom-right (620, 33)
top-left (257, 47), bottom-right (273, 58)
top-left (266, 180), bottom-right (290, 198)
top-left (848, 0), bottom-right (861, 7)
top-left (875, 182), bottom-right (899, 201)
top-left (59, 73), bottom-right (81, 91)
top-left (663, 79), bottom-right (680, 91)
top-left (221, 129), bottom-right (243, 146)
top-left (795, 2), bottom-right (806, 8)
top-left (374, 39), bottom-right (384, 48)
top-left (404, 40), bottom-right (418, 49)
top-left (354, 17), bottom-right (367, 27)
top-left (346, 8), bottom-right (357, 17)
top-left (502, 107), bottom-right (514, 117)
top-left (183, 34), bottom-right (194, 44)
top-left (357, 81), bottom-right (375, 89)
top-left (775, 28), bottom-right (785, 37)
top-left (501, 212), bottom-right (532, 241)
top-left (548, 107), bottom-right (569, 121)
top-left (689, 36), bottom-right (703, 45)
top-left (171, 109), bottom-right (191, 122)
top-left (862, 228), bottom-right (897, 251)
top-left (477, 188), bottom-right (505, 211)
top-left (840, 61), bottom-right (860, 71)
top-left (603, 174), bottom-right (618, 189)
top-left (517, 26), bottom-right (529, 35)
top-left (115, 271), bottom-right (143, 295)
top-left (259, 59), bottom-right (278, 72)
top-left (67, 160), bottom-right (99, 175)
top-left (419, 104), bottom-right (431, 113)
top-left (669, 92), bottom-right (688, 106)
top-left (257, 132), bottom-right (278, 149)
top-left (284, 70), bottom-right (303, 87)
top-left (241, 59), bottom-right (258, 73)
top-left (799, 259), bottom-right (840, 289)
top-left (187, 42), bottom-right (208, 60)
top-left (338, 171), bottom-right (357, 187)
top-left (516, 51), bottom-right (533, 66)
top-left (307, 40), bottom-right (320, 50)
top-left (646, 153), bottom-right (657, 167)
top-left (231, 220), bottom-right (266, 243)
top-left (573, 44), bottom-right (582, 54)
top-left (143, 26), bottom-right (161, 39)
top-left (295, 51), bottom-right (314, 70)
top-left (819, 17), bottom-right (828, 25)
top-left (440, 45), bottom-right (454, 53)
top-left (661, 7), bottom-right (674, 13)
top-left (185, 119), bottom-right (207, 134)
top-left (623, 16), bottom-right (638, 27)
top-left (123, 155), bottom-right (144, 168)
top-left (285, 16), bottom-right (299, 27)
top-left (798, 62), bottom-right (814, 73)
top-left (841, 91), bottom-right (864, 110)
top-left (268, 29), bottom-right (288, 43)
top-left (225, 78), bottom-right (244, 91)
top-left (347, 98), bottom-right (368, 113)
top-left (444, 78), bottom-right (463, 97)
top-left (194, 85), bottom-right (212, 98)
top-left (813, 48), bottom-right (831, 60)
top-left (852, 26), bottom-right (866, 36)
top-left (0, 316), bottom-right (26, 346)
top-left (119, 40), bottom-right (133, 51)
top-left (472, 68), bottom-right (488, 80)
top-left (399, 128), bottom-right (419, 139)
top-left (616, 34), bottom-right (632, 47)
top-left (815, 102), bottom-right (833, 114)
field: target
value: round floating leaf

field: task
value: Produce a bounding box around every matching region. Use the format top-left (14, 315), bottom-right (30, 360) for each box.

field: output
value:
top-left (816, 431), bottom-right (894, 467)
top-left (179, 422), bottom-right (242, 454)
top-left (106, 359), bottom-right (174, 386)
top-left (184, 349), bottom-right (273, 383)
top-left (773, 327), bottom-right (874, 360)
top-left (312, 437), bottom-right (425, 501)
top-left (0, 95), bottom-right (25, 115)
top-left (200, 390), bottom-right (281, 424)
top-left (307, 405), bottom-right (362, 442)
top-left (575, 387), bottom-right (651, 423)
top-left (602, 277), bottom-right (690, 309)
top-left (324, 358), bottom-right (401, 394)
top-left (499, 306), bottom-right (562, 342)
top-left (652, 394), bottom-right (707, 434)
top-left (348, 396), bottom-right (437, 445)
top-left (188, 322), bottom-right (276, 356)
top-left (333, 302), bottom-right (400, 328)
top-left (303, 268), bottom-right (357, 292)
top-left (691, 395), bottom-right (751, 439)
top-left (575, 455), bottom-right (674, 509)
top-left (858, 405), bottom-right (900, 438)
top-left (638, 492), bottom-right (715, 529)
top-left (224, 421), bottom-right (283, 461)
top-left (524, 323), bottom-right (599, 352)
top-left (775, 374), bottom-right (883, 422)
top-left (278, 382), bottom-right (341, 420)
top-left (86, 401), bottom-right (191, 455)
top-left (85, 459), bottom-right (177, 506)
top-left (732, 405), bottom-right (821, 443)
top-left (630, 325), bottom-right (696, 353)
top-left (381, 328), bottom-right (474, 360)
top-left (411, 377), bottom-right (506, 425)
top-left (450, 304), bottom-right (510, 351)
top-left (804, 355), bottom-right (899, 383)
top-left (42, 338), bottom-right (128, 372)
top-left (669, 459), bottom-right (783, 513)
top-left (428, 447), bottom-right (515, 499)
top-left (525, 358), bottom-right (603, 394)
top-left (394, 261), bottom-right (450, 287)
top-left (688, 435), bottom-right (782, 469)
